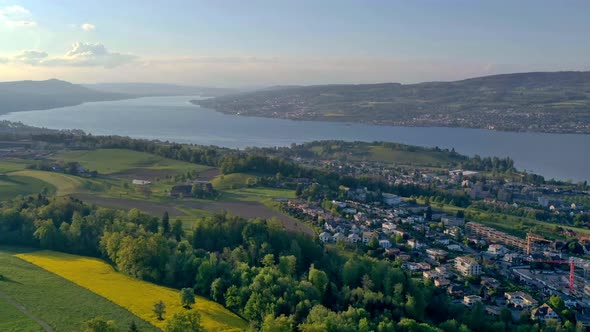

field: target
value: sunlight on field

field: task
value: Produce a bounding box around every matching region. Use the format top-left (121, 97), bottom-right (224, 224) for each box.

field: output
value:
top-left (10, 170), bottom-right (94, 196)
top-left (17, 251), bottom-right (246, 331)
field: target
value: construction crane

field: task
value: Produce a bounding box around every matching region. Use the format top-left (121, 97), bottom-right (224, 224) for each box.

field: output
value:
top-left (523, 258), bottom-right (576, 295)
top-left (526, 233), bottom-right (554, 255)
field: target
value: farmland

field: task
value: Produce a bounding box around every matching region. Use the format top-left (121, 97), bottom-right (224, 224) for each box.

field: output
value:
top-left (17, 250), bottom-right (247, 331)
top-left (0, 248), bottom-right (155, 331)
top-left (0, 175), bottom-right (54, 201)
top-left (54, 149), bottom-right (211, 175)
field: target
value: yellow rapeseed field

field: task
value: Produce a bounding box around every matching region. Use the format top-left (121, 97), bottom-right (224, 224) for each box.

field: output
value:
top-left (17, 251), bottom-right (246, 331)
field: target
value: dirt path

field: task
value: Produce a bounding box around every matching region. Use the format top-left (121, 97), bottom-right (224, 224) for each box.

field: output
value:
top-left (0, 290), bottom-right (55, 332)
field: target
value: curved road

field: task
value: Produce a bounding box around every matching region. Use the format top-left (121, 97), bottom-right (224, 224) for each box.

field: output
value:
top-left (0, 290), bottom-right (54, 332)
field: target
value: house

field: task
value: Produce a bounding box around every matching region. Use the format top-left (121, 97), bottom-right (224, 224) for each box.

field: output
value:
top-left (347, 233), bottom-right (360, 243)
top-left (426, 248), bottom-right (448, 261)
top-left (333, 232), bottom-right (346, 242)
top-left (503, 253), bottom-right (523, 265)
top-left (169, 184), bottom-right (193, 198)
top-left (382, 222), bottom-right (396, 234)
top-left (319, 232), bottom-right (333, 243)
top-left (463, 295), bottom-right (483, 307)
top-left (455, 256), bottom-right (482, 277)
top-left (132, 179), bottom-right (151, 185)
top-left (531, 303), bottom-right (560, 322)
top-left (362, 231), bottom-right (378, 243)
top-left (407, 239), bottom-right (424, 249)
top-left (379, 239), bottom-right (392, 249)
top-left (488, 244), bottom-right (509, 256)
top-left (444, 226), bottom-right (462, 238)
top-left (448, 285), bottom-right (466, 297)
top-left (435, 278), bottom-right (451, 287)
top-left (383, 193), bottom-right (403, 206)
top-left (193, 180), bottom-right (214, 193)
top-left (505, 291), bottom-right (538, 309)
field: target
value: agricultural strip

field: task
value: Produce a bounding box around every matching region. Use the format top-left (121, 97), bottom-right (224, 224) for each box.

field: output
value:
top-left (17, 250), bottom-right (248, 332)
top-left (0, 249), bottom-right (155, 331)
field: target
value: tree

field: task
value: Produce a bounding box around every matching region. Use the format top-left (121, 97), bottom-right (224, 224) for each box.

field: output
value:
top-left (549, 295), bottom-right (565, 312)
top-left (172, 219), bottom-right (184, 241)
top-left (308, 265), bottom-right (329, 296)
top-left (180, 288), bottom-right (195, 309)
top-left (83, 317), bottom-right (116, 332)
top-left (153, 300), bottom-right (166, 320)
top-left (261, 314), bottom-right (293, 332)
top-left (161, 211), bottom-right (170, 235)
top-left (164, 311), bottom-right (204, 332)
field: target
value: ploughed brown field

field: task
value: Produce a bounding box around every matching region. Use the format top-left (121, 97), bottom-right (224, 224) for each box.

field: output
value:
top-left (72, 194), bottom-right (314, 236)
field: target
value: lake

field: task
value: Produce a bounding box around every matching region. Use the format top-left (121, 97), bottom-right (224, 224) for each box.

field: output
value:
top-left (1, 95), bottom-right (588, 182)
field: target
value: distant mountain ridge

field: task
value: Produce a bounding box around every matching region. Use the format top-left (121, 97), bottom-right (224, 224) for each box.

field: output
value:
top-left (0, 79), bottom-right (132, 114)
top-left (84, 82), bottom-right (236, 97)
top-left (194, 71), bottom-right (590, 134)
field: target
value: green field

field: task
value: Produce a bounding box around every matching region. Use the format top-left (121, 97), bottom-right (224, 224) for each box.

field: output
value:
top-left (366, 145), bottom-right (457, 166)
top-left (54, 149), bottom-right (210, 175)
top-left (0, 175), bottom-right (55, 200)
top-left (211, 173), bottom-right (258, 190)
top-left (0, 159), bottom-right (34, 174)
top-left (10, 170), bottom-right (103, 196)
top-left (0, 297), bottom-right (44, 332)
top-left (226, 187), bottom-right (296, 199)
top-left (0, 248), bottom-right (156, 332)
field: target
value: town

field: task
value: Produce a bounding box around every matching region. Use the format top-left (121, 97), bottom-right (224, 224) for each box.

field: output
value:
top-left (273, 145), bottom-right (590, 329)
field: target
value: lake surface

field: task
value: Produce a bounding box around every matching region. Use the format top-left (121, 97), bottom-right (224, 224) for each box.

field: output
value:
top-left (1, 96), bottom-right (588, 182)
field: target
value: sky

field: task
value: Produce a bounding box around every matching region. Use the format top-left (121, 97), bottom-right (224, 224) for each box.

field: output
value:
top-left (0, 0), bottom-right (589, 87)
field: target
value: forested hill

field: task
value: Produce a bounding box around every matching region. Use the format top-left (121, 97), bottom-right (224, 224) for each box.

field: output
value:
top-left (194, 71), bottom-right (590, 134)
top-left (0, 79), bottom-right (132, 114)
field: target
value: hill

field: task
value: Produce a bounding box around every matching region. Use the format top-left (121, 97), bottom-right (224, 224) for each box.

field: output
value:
top-left (85, 82), bottom-right (236, 97)
top-left (0, 79), bottom-right (132, 114)
top-left (193, 71), bottom-right (590, 134)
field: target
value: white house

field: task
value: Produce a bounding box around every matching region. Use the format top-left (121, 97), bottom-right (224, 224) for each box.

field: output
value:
top-left (319, 232), bottom-right (333, 243)
top-left (132, 179), bottom-right (151, 185)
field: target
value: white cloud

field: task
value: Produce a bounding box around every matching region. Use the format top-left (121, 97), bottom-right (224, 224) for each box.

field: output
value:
top-left (2, 42), bottom-right (137, 68)
top-left (0, 5), bottom-right (37, 28)
top-left (81, 23), bottom-right (95, 31)
top-left (13, 50), bottom-right (48, 64)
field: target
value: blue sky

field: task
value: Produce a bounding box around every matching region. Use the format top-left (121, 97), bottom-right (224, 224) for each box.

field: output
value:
top-left (0, 0), bottom-right (589, 86)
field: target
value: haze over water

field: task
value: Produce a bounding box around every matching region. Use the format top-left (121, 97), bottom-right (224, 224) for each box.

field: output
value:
top-left (1, 96), bottom-right (588, 183)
